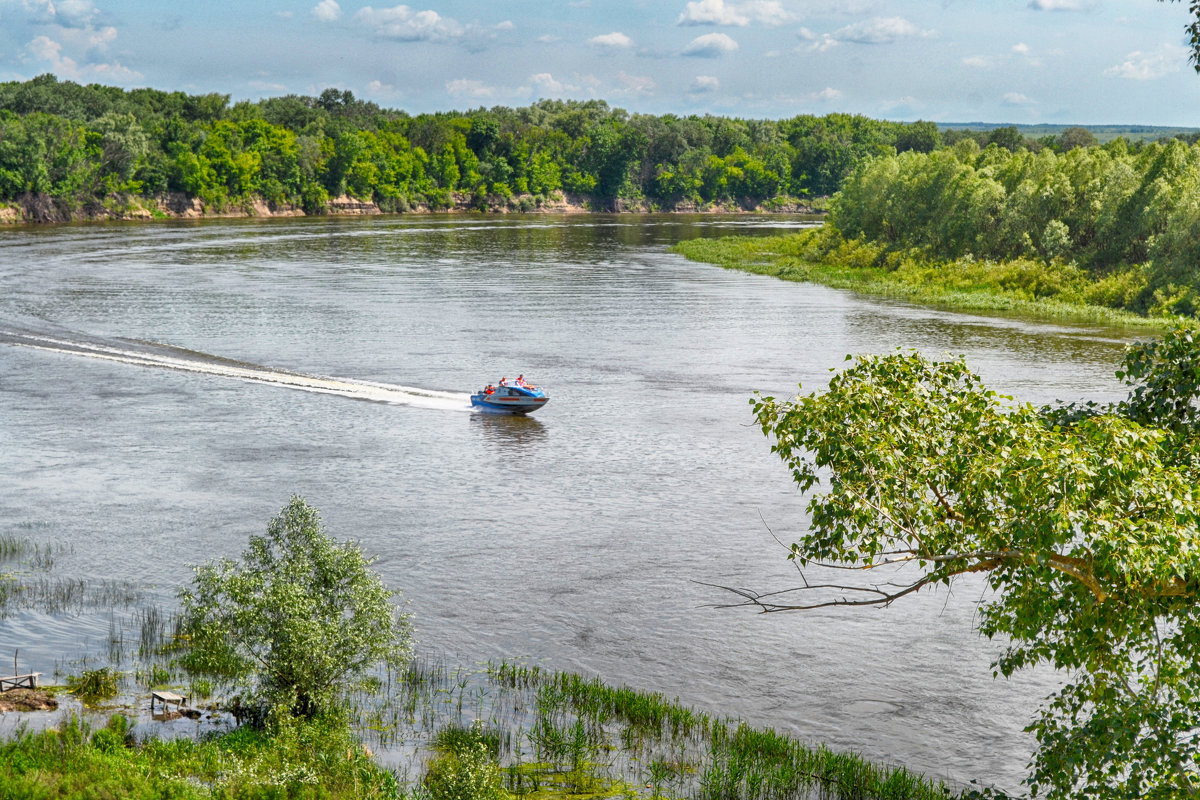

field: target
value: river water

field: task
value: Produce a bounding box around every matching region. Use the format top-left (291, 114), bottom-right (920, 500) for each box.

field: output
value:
top-left (0, 214), bottom-right (1136, 789)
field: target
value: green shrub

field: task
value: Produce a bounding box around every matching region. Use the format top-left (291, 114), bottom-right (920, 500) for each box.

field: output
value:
top-left (424, 741), bottom-right (510, 800)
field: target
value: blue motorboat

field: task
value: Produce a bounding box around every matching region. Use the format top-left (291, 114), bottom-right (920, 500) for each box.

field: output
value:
top-left (471, 382), bottom-right (549, 415)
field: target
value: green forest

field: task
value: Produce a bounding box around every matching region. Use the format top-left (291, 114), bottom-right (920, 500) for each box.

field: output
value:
top-left (9, 74), bottom-right (1200, 319)
top-left (677, 132), bottom-right (1200, 322)
top-left (0, 74), bottom-right (1104, 219)
top-left (828, 137), bottom-right (1200, 317)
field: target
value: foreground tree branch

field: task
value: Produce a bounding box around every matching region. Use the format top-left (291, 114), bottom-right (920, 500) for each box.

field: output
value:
top-left (738, 328), bottom-right (1200, 799)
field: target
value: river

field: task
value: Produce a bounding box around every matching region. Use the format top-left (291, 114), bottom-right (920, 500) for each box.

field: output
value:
top-left (0, 214), bottom-right (1135, 790)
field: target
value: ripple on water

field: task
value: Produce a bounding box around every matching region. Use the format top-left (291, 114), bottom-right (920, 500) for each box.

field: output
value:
top-left (0, 215), bottom-right (1133, 792)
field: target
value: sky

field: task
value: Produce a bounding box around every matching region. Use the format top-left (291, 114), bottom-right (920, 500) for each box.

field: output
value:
top-left (1, 0), bottom-right (1199, 126)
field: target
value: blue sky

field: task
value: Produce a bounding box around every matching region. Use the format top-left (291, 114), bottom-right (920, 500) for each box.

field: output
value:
top-left (1, 0), bottom-right (1199, 125)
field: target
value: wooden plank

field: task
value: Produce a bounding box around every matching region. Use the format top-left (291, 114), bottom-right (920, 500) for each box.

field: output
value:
top-left (150, 690), bottom-right (188, 712)
top-left (0, 673), bottom-right (42, 691)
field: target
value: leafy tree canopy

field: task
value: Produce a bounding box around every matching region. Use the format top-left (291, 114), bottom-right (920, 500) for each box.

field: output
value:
top-left (180, 497), bottom-right (413, 720)
top-left (744, 327), bottom-right (1200, 798)
top-left (1165, 1), bottom-right (1200, 70)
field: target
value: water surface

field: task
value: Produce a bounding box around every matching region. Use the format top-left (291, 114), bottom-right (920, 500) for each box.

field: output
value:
top-left (0, 214), bottom-right (1136, 789)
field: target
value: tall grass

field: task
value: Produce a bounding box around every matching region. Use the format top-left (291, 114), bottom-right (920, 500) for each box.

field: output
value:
top-left (488, 661), bottom-right (954, 800)
top-left (3, 566), bottom-right (968, 800)
top-left (673, 232), bottom-right (1177, 331)
top-left (2, 645), bottom-right (963, 800)
top-left (0, 534), bottom-right (30, 562)
top-left (0, 713), bottom-right (399, 799)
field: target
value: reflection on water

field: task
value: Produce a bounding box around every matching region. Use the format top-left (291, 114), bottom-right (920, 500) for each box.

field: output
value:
top-left (470, 413), bottom-right (549, 448)
top-left (0, 214), bottom-right (1136, 792)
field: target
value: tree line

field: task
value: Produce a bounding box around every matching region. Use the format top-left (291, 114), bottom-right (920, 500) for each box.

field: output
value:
top-left (0, 74), bottom-right (1019, 215)
top-left (827, 136), bottom-right (1200, 317)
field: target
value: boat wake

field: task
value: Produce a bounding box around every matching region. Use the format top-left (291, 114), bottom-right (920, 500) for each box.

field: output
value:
top-left (0, 323), bottom-right (471, 411)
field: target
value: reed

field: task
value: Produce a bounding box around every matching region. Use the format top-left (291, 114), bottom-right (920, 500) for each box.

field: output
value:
top-left (12, 645), bottom-right (964, 800)
top-left (0, 534), bottom-right (30, 562)
top-left (13, 600), bottom-right (962, 800)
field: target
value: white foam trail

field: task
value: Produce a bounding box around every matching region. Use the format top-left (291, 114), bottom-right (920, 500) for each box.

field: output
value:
top-left (2, 328), bottom-right (472, 411)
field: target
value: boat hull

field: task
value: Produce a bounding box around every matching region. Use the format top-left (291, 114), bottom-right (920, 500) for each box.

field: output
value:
top-left (470, 386), bottom-right (549, 415)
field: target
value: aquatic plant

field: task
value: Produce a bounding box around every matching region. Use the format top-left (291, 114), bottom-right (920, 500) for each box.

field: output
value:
top-left (0, 534), bottom-right (30, 562)
top-left (68, 667), bottom-right (121, 702)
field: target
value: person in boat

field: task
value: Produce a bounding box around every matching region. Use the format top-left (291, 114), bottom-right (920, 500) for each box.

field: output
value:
top-left (498, 376), bottom-right (509, 387)
top-left (516, 374), bottom-right (527, 387)
top-left (484, 384), bottom-right (494, 395)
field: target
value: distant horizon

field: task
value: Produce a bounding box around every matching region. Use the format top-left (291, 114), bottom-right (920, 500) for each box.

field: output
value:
top-left (10, 72), bottom-right (1200, 139)
top-left (0, 1), bottom-right (1198, 127)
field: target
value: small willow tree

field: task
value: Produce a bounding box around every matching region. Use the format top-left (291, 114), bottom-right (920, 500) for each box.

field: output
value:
top-left (742, 328), bottom-right (1200, 799)
top-left (180, 497), bottom-right (413, 720)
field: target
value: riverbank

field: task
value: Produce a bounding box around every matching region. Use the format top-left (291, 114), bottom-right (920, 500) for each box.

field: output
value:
top-left (0, 191), bottom-right (826, 225)
top-left (674, 228), bottom-right (1178, 330)
top-left (0, 662), bottom-right (957, 800)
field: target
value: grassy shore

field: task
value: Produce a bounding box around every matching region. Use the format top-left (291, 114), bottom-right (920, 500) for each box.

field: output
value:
top-left (0, 660), bottom-right (959, 800)
top-left (674, 229), bottom-right (1180, 330)
top-left (0, 713), bottom-right (397, 799)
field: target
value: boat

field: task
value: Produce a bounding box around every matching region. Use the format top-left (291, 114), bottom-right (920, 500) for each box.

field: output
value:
top-left (470, 382), bottom-right (549, 415)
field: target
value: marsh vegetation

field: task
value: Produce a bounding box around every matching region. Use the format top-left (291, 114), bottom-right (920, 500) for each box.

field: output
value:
top-left (0, 504), bottom-right (954, 800)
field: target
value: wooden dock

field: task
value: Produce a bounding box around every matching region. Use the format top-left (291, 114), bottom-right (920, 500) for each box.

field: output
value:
top-left (0, 672), bottom-right (42, 691)
top-left (150, 690), bottom-right (188, 713)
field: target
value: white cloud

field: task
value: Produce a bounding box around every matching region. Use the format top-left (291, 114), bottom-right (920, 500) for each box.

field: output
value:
top-left (23, 32), bottom-right (140, 83)
top-left (43, 0), bottom-right (99, 29)
top-left (311, 0), bottom-right (341, 22)
top-left (1003, 91), bottom-right (1035, 105)
top-left (530, 72), bottom-right (576, 95)
top-left (812, 87), bottom-right (842, 101)
top-left (1028, 0), bottom-right (1088, 10)
top-left (1104, 44), bottom-right (1186, 80)
top-left (833, 17), bottom-right (932, 45)
top-left (615, 71), bottom-right (655, 95)
top-left (494, 20), bottom-right (514, 31)
top-left (962, 55), bottom-right (990, 68)
top-left (682, 32), bottom-right (738, 57)
top-left (803, 34), bottom-right (838, 53)
top-left (87, 24), bottom-right (116, 48)
top-left (689, 75), bottom-right (719, 93)
top-left (26, 35), bottom-right (71, 66)
top-left (1010, 41), bottom-right (1043, 67)
top-left (354, 5), bottom-right (463, 41)
top-left (366, 79), bottom-right (394, 94)
top-left (88, 61), bottom-right (142, 82)
top-left (446, 78), bottom-right (498, 98)
top-left (677, 0), bottom-right (792, 27)
top-left (10, 1), bottom-right (148, 83)
top-left (589, 31), bottom-right (633, 48)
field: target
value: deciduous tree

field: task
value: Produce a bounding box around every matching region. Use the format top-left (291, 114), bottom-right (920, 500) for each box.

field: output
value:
top-left (740, 329), bottom-right (1200, 798)
top-left (180, 497), bottom-right (413, 720)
